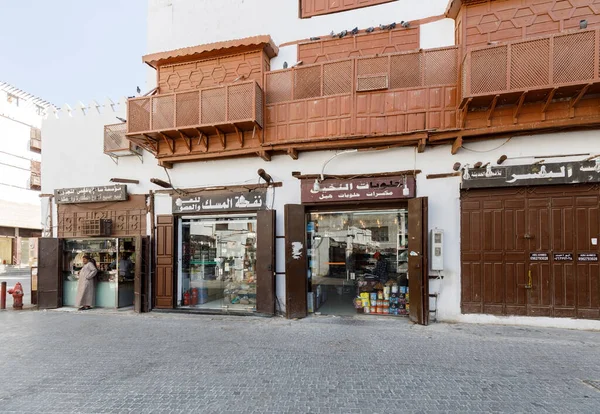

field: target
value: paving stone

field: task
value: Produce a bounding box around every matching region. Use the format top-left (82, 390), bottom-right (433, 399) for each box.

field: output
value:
top-left (0, 311), bottom-right (598, 413)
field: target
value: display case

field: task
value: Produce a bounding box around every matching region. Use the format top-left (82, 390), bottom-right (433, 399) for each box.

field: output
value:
top-left (62, 238), bottom-right (137, 308)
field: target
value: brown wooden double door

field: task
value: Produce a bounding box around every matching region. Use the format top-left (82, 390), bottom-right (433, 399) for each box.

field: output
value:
top-left (461, 184), bottom-right (600, 319)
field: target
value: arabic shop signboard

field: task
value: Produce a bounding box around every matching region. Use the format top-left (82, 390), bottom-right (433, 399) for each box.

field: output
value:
top-left (55, 185), bottom-right (128, 204)
top-left (461, 160), bottom-right (600, 189)
top-left (301, 175), bottom-right (416, 203)
top-left (172, 190), bottom-right (267, 214)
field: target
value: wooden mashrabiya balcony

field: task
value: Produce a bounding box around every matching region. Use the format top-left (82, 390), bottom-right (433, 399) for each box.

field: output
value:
top-left (126, 80), bottom-right (264, 157)
top-left (459, 28), bottom-right (600, 134)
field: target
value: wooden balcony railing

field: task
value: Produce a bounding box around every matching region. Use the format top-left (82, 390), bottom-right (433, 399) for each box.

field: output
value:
top-left (30, 160), bottom-right (41, 190)
top-left (127, 80), bottom-right (264, 136)
top-left (462, 28), bottom-right (600, 100)
top-left (29, 127), bottom-right (41, 153)
top-left (265, 46), bottom-right (459, 143)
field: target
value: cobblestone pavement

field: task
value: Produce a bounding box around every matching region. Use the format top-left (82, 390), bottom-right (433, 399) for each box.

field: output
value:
top-left (0, 311), bottom-right (599, 414)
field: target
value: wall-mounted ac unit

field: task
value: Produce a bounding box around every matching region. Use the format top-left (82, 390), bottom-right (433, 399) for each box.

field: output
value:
top-left (81, 219), bottom-right (113, 237)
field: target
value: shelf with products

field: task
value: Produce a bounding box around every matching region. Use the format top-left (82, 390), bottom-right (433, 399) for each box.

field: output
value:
top-left (354, 277), bottom-right (410, 316)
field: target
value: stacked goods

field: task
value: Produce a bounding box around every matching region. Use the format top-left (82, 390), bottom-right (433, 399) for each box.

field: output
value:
top-left (355, 282), bottom-right (409, 316)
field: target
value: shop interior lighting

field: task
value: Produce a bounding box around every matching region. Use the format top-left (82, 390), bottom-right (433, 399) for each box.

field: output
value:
top-left (150, 178), bottom-right (172, 188)
top-left (110, 178), bottom-right (139, 184)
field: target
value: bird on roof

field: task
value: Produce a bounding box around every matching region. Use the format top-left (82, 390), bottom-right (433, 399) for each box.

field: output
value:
top-left (350, 27), bottom-right (359, 35)
top-left (366, 27), bottom-right (375, 33)
top-left (136, 86), bottom-right (141, 94)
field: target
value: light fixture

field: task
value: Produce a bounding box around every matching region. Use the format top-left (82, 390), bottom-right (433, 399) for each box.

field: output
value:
top-left (473, 161), bottom-right (483, 169)
top-left (150, 178), bottom-right (171, 188)
top-left (257, 169), bottom-right (272, 184)
top-left (402, 175), bottom-right (410, 196)
top-left (452, 162), bottom-right (461, 171)
top-left (580, 19), bottom-right (588, 29)
top-left (497, 155), bottom-right (508, 165)
top-left (110, 178), bottom-right (139, 184)
top-left (313, 179), bottom-right (321, 192)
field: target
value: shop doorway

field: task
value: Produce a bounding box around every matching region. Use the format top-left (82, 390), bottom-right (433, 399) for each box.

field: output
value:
top-left (308, 208), bottom-right (410, 317)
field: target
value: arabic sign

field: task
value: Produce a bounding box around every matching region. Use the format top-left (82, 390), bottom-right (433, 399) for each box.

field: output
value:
top-left (54, 185), bottom-right (127, 204)
top-left (530, 252), bottom-right (549, 261)
top-left (172, 190), bottom-right (267, 214)
top-left (301, 175), bottom-right (416, 203)
top-left (553, 253), bottom-right (573, 261)
top-left (461, 160), bottom-right (600, 189)
top-left (578, 253), bottom-right (598, 262)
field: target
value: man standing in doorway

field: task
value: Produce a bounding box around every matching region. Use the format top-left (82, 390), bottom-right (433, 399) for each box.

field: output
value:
top-left (373, 251), bottom-right (388, 283)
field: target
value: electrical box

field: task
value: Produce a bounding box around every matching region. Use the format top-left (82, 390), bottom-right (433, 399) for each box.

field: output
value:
top-left (430, 228), bottom-right (444, 271)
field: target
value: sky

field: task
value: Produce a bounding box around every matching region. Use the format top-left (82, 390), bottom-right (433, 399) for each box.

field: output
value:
top-left (0, 0), bottom-right (147, 107)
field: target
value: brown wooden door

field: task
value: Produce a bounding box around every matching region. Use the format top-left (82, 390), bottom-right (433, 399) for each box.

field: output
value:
top-left (408, 197), bottom-right (429, 325)
top-left (285, 204), bottom-right (307, 319)
top-left (37, 238), bottom-right (62, 309)
top-left (256, 210), bottom-right (276, 315)
top-left (155, 215), bottom-right (175, 309)
top-left (134, 236), bottom-right (150, 313)
top-left (461, 184), bottom-right (600, 320)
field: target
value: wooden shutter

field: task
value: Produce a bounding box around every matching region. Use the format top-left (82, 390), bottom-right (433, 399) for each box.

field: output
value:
top-left (134, 236), bottom-right (150, 313)
top-left (155, 215), bottom-right (175, 309)
top-left (256, 210), bottom-right (276, 315)
top-left (408, 197), bottom-right (429, 325)
top-left (37, 238), bottom-right (62, 309)
top-left (285, 204), bottom-right (307, 318)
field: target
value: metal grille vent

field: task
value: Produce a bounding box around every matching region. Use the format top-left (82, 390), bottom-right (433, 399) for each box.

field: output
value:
top-left (357, 74), bottom-right (389, 92)
top-left (82, 219), bottom-right (112, 237)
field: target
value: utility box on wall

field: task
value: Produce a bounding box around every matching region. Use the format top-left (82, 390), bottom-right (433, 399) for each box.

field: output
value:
top-left (430, 228), bottom-right (443, 271)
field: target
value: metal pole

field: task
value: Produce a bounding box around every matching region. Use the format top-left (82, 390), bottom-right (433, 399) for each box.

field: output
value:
top-left (1, 281), bottom-right (6, 310)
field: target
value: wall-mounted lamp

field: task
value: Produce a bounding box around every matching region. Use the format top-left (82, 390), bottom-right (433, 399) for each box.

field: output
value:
top-left (257, 169), bottom-right (273, 184)
top-left (110, 178), bottom-right (139, 184)
top-left (473, 161), bottom-right (483, 169)
top-left (150, 178), bottom-right (171, 188)
top-left (497, 155), bottom-right (508, 165)
top-left (402, 175), bottom-right (410, 196)
top-left (452, 162), bottom-right (462, 171)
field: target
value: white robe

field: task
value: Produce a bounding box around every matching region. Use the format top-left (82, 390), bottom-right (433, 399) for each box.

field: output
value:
top-left (75, 262), bottom-right (98, 307)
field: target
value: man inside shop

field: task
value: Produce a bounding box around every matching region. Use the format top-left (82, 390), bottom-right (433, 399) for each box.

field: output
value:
top-left (110, 253), bottom-right (134, 280)
top-left (373, 251), bottom-right (388, 282)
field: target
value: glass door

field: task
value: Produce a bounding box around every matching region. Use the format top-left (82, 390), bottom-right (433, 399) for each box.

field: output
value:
top-left (179, 215), bottom-right (258, 312)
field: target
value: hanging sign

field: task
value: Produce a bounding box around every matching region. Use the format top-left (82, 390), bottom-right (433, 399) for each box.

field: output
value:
top-left (530, 252), bottom-right (549, 261)
top-left (301, 175), bottom-right (416, 203)
top-left (553, 253), bottom-right (573, 261)
top-left (54, 185), bottom-right (127, 204)
top-left (578, 253), bottom-right (598, 262)
top-left (172, 190), bottom-right (267, 213)
top-left (461, 160), bottom-right (600, 189)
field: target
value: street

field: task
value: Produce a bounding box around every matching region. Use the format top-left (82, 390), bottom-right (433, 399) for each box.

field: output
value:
top-left (0, 311), bottom-right (598, 413)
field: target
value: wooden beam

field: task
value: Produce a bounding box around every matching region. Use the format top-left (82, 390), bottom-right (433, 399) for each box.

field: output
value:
top-left (233, 124), bottom-right (244, 147)
top-left (461, 98), bottom-right (472, 128)
top-left (487, 95), bottom-right (499, 127)
top-left (417, 138), bottom-right (426, 153)
top-left (513, 91), bottom-right (527, 124)
top-left (215, 127), bottom-right (225, 149)
top-left (195, 128), bottom-right (208, 152)
top-left (570, 83), bottom-right (591, 118)
top-left (258, 150), bottom-right (271, 162)
top-left (142, 134), bottom-right (158, 153)
top-left (178, 131), bottom-right (192, 153)
top-left (451, 136), bottom-right (463, 155)
top-left (426, 172), bottom-right (462, 179)
top-left (287, 148), bottom-right (299, 160)
top-left (159, 132), bottom-right (174, 154)
top-left (541, 88), bottom-right (557, 121)
top-left (159, 161), bottom-right (173, 169)
top-left (252, 124), bottom-right (264, 144)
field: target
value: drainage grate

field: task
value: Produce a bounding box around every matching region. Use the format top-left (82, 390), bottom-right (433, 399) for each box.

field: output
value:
top-left (582, 380), bottom-right (600, 391)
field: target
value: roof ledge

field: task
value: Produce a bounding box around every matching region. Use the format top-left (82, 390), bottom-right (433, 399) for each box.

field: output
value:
top-left (143, 35), bottom-right (279, 69)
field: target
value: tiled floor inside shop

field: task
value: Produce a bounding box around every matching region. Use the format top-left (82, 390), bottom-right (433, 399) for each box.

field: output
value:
top-left (315, 285), bottom-right (357, 316)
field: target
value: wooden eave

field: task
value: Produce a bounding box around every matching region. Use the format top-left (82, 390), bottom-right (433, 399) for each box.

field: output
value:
top-left (143, 35), bottom-right (279, 69)
top-left (445, 0), bottom-right (492, 19)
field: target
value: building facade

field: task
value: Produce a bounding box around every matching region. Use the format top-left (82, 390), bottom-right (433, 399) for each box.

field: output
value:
top-left (0, 82), bottom-right (51, 266)
top-left (41, 0), bottom-right (600, 328)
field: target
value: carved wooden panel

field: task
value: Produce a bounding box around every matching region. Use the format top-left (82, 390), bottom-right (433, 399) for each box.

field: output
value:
top-left (158, 51), bottom-right (265, 94)
top-left (298, 26), bottom-right (419, 64)
top-left (57, 195), bottom-right (147, 238)
top-left (462, 0), bottom-right (600, 50)
top-left (300, 0), bottom-right (397, 18)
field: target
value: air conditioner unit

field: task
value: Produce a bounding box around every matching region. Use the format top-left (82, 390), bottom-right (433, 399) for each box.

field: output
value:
top-left (81, 219), bottom-right (113, 237)
top-left (357, 74), bottom-right (389, 92)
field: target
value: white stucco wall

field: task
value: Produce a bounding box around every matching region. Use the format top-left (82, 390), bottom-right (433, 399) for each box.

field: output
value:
top-left (0, 88), bottom-right (44, 228)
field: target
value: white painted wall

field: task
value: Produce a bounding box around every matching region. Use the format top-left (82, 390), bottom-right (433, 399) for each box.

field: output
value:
top-left (0, 88), bottom-right (45, 228)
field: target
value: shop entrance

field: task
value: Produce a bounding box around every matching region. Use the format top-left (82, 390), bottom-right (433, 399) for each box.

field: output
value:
top-left (308, 208), bottom-right (410, 316)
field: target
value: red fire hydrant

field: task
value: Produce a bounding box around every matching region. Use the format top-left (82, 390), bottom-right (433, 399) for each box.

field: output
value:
top-left (8, 282), bottom-right (24, 310)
